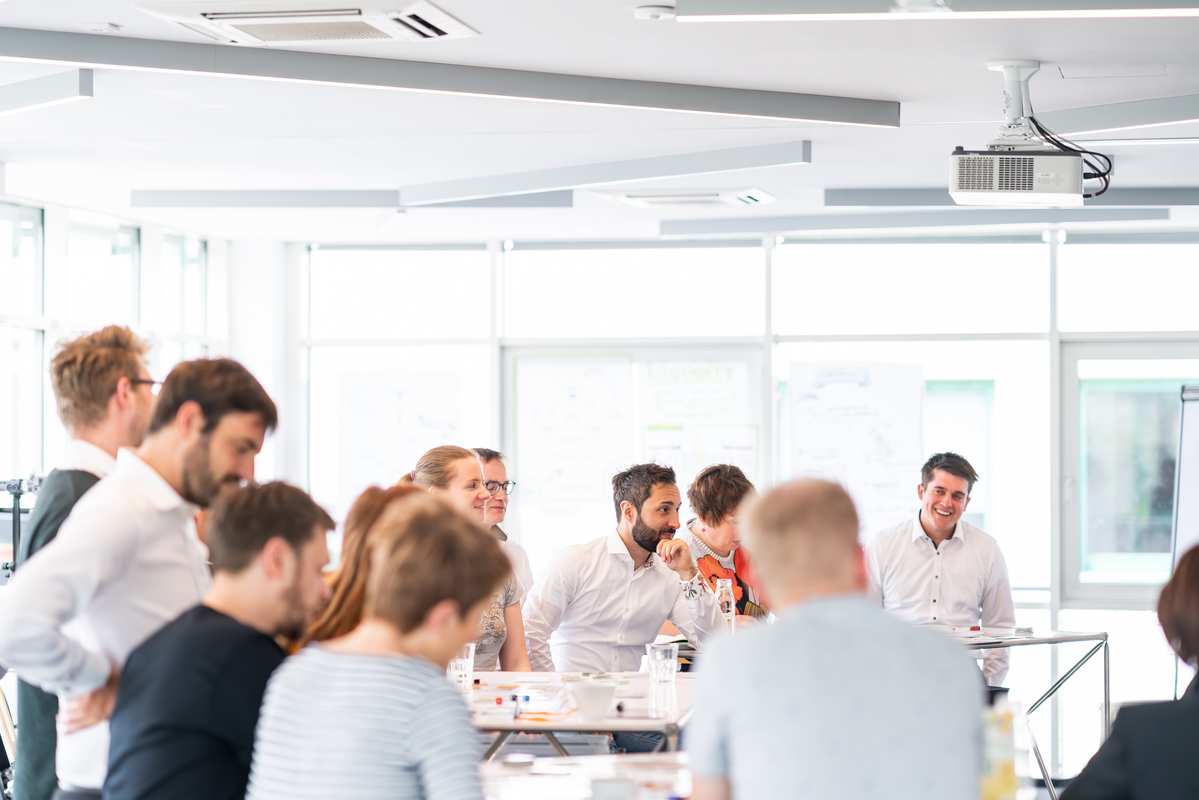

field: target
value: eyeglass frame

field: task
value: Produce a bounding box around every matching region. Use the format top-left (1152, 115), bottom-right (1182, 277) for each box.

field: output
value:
top-left (484, 479), bottom-right (517, 496)
top-left (130, 378), bottom-right (162, 395)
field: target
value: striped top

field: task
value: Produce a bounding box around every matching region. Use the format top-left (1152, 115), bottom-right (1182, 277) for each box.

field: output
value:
top-left (246, 646), bottom-right (484, 800)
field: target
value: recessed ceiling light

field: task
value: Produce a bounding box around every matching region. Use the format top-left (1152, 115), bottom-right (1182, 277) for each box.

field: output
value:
top-left (1074, 137), bottom-right (1199, 146)
top-left (634, 4), bottom-right (678, 20)
top-left (675, 0), bottom-right (1199, 22)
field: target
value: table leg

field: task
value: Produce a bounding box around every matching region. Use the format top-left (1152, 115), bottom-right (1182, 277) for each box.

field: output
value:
top-left (1022, 639), bottom-right (1106, 792)
top-left (543, 731), bottom-right (571, 757)
top-left (1103, 639), bottom-right (1111, 737)
top-left (1028, 641), bottom-right (1106, 716)
top-left (482, 731), bottom-right (513, 762)
top-left (1028, 725), bottom-right (1060, 800)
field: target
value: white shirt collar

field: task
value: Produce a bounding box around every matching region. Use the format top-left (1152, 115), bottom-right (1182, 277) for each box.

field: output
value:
top-left (910, 513), bottom-right (966, 544)
top-left (115, 449), bottom-right (196, 515)
top-left (58, 439), bottom-right (117, 478)
top-left (607, 528), bottom-right (656, 569)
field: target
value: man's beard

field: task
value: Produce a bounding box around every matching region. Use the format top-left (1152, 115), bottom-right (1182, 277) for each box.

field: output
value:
top-left (631, 514), bottom-right (675, 554)
top-left (179, 434), bottom-right (238, 507)
top-left (275, 577), bottom-right (310, 642)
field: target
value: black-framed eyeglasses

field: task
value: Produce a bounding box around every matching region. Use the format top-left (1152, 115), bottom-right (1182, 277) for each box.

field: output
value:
top-left (484, 480), bottom-right (516, 496)
top-left (131, 378), bottom-right (162, 396)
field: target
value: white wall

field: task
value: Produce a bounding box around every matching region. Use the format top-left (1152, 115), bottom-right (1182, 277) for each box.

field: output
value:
top-left (226, 239), bottom-right (306, 484)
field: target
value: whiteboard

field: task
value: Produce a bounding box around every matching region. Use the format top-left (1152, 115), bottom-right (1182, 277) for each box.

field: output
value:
top-left (1172, 385), bottom-right (1199, 570)
top-left (788, 364), bottom-right (924, 537)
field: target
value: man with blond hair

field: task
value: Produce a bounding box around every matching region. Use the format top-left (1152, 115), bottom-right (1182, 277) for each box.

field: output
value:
top-left (0, 358), bottom-right (277, 800)
top-left (687, 479), bottom-right (983, 800)
top-left (12, 326), bottom-right (155, 800)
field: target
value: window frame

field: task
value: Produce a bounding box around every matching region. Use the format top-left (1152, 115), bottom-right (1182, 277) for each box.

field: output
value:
top-left (1060, 339), bottom-right (1199, 608)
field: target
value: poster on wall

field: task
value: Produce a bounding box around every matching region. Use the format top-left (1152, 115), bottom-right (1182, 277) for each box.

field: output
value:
top-left (639, 361), bottom-right (760, 517)
top-left (788, 364), bottom-right (924, 537)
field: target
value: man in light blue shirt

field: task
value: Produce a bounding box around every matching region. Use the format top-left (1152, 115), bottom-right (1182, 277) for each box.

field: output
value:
top-left (687, 479), bottom-right (983, 800)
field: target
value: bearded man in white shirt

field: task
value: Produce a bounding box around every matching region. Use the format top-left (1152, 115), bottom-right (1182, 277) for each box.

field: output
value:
top-left (0, 358), bottom-right (277, 800)
top-left (523, 462), bottom-right (719, 675)
top-left (865, 452), bottom-right (1016, 684)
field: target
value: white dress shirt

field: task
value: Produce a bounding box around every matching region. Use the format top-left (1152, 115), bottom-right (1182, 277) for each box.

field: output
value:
top-left (865, 514), bottom-right (1015, 685)
top-left (0, 448), bottom-right (212, 789)
top-left (57, 438), bottom-right (117, 479)
top-left (523, 530), bottom-right (720, 672)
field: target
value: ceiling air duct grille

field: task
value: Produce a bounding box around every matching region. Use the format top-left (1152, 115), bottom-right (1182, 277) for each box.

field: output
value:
top-left (613, 188), bottom-right (776, 208)
top-left (141, 1), bottom-right (477, 44)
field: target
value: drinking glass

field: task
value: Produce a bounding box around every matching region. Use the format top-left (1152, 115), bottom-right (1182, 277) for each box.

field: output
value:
top-left (715, 578), bottom-right (737, 636)
top-left (446, 642), bottom-right (476, 694)
top-left (645, 642), bottom-right (679, 684)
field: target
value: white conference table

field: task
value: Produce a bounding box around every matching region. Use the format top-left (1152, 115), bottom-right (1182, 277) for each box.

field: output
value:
top-left (483, 753), bottom-right (690, 800)
top-left (962, 629), bottom-right (1109, 800)
top-left (482, 752), bottom-right (1046, 800)
top-left (471, 671), bottom-right (694, 761)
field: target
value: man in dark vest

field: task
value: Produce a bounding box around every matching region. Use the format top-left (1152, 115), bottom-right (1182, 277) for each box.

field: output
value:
top-left (13, 326), bottom-right (155, 800)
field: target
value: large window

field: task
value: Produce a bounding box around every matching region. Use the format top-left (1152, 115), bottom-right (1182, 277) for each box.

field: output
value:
top-left (0, 204), bottom-right (42, 322)
top-left (309, 247), bottom-right (491, 341)
top-left (0, 203), bottom-right (45, 481)
top-left (0, 207), bottom-right (219, 482)
top-left (1062, 343), bottom-right (1199, 603)
top-left (1058, 243), bottom-right (1199, 332)
top-left (504, 246), bottom-right (765, 338)
top-left (60, 216), bottom-right (140, 331)
top-left (772, 242), bottom-right (1049, 336)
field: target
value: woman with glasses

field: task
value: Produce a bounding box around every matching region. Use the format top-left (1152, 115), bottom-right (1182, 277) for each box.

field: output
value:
top-left (403, 446), bottom-right (531, 672)
top-left (473, 448), bottom-right (534, 606)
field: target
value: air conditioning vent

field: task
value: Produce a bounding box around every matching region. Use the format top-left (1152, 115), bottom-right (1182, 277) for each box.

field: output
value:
top-left (390, 2), bottom-right (477, 39)
top-left (141, 1), bottom-right (477, 44)
top-left (612, 188), bottom-right (776, 209)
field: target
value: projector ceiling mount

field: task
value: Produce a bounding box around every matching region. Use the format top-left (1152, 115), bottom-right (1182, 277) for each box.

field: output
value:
top-left (949, 60), bottom-right (1115, 207)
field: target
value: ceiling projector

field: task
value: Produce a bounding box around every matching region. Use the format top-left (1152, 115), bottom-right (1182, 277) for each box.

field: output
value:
top-left (950, 146), bottom-right (1083, 207)
top-left (950, 60), bottom-right (1109, 208)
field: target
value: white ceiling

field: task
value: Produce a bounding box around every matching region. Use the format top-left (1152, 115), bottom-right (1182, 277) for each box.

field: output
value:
top-left (1, 0), bottom-right (1198, 242)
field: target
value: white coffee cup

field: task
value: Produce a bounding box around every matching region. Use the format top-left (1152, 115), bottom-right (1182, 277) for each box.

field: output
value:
top-left (569, 679), bottom-right (617, 718)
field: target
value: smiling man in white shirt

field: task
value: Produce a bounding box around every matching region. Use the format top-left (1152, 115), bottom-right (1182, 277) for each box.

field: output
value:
top-left (865, 452), bottom-right (1015, 684)
top-left (523, 463), bottom-right (719, 675)
top-left (0, 358), bottom-right (277, 800)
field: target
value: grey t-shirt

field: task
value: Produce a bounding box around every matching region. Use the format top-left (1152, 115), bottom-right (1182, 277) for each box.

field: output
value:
top-left (247, 646), bottom-right (483, 800)
top-left (474, 579), bottom-right (519, 671)
top-left (686, 594), bottom-right (983, 800)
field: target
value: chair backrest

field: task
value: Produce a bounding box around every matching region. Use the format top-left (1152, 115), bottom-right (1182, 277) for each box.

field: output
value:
top-left (0, 670), bottom-right (17, 765)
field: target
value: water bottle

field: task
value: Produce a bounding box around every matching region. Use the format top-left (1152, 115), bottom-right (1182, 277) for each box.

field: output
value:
top-left (715, 578), bottom-right (736, 636)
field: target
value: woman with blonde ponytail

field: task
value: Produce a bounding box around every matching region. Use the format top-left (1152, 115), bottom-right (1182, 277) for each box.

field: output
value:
top-left (406, 445), bottom-right (530, 672)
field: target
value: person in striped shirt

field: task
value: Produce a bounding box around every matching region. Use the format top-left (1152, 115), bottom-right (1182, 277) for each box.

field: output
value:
top-left (246, 493), bottom-right (510, 800)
